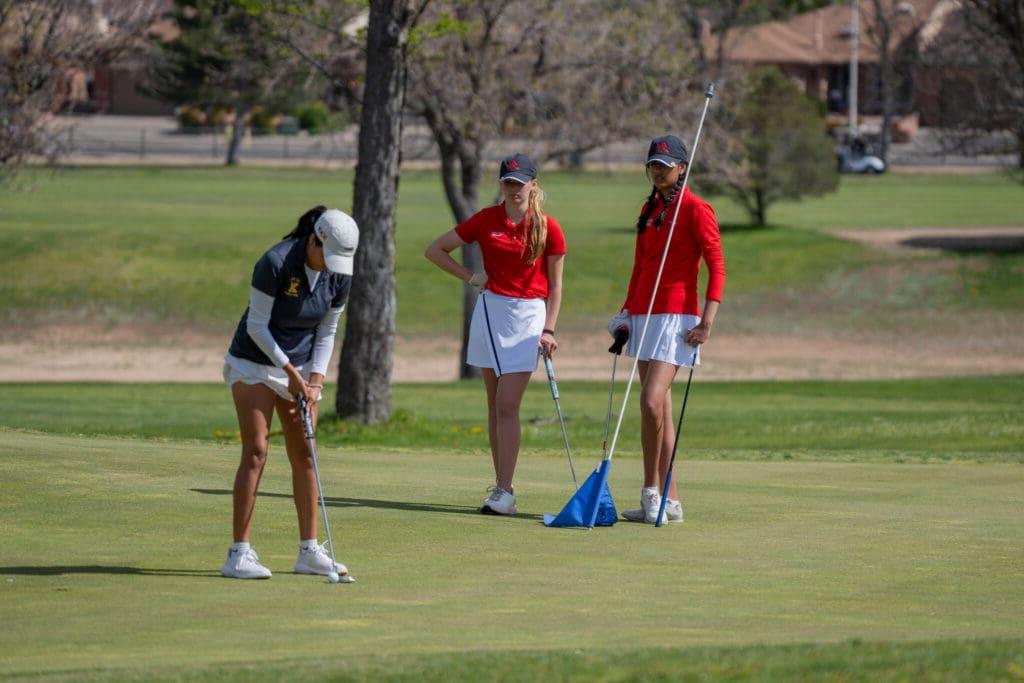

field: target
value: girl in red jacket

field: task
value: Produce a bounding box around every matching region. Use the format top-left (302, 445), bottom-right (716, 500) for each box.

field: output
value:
top-left (610, 135), bottom-right (725, 524)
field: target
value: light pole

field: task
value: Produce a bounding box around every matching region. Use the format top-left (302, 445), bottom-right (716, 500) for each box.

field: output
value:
top-left (848, 0), bottom-right (859, 139)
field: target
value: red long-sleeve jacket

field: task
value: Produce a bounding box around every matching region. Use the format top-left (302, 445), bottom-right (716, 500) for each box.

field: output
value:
top-left (621, 188), bottom-right (725, 316)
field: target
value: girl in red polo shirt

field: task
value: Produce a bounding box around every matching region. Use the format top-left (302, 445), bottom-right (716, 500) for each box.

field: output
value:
top-left (610, 135), bottom-right (725, 524)
top-left (425, 153), bottom-right (566, 516)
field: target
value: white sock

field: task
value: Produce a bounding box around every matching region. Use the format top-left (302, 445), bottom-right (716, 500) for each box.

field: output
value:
top-left (231, 541), bottom-right (250, 553)
top-left (642, 486), bottom-right (659, 496)
top-left (300, 538), bottom-right (318, 551)
top-left (667, 499), bottom-right (681, 507)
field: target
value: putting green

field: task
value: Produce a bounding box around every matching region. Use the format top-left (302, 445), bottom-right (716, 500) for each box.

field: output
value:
top-left (1, 431), bottom-right (1021, 678)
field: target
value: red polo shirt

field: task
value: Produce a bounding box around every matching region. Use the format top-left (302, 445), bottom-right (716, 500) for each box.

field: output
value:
top-left (455, 203), bottom-right (566, 299)
top-left (622, 188), bottom-right (725, 316)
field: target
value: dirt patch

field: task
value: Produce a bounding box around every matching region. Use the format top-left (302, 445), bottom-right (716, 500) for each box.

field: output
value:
top-left (835, 226), bottom-right (1024, 255)
top-left (2, 323), bottom-right (1021, 383)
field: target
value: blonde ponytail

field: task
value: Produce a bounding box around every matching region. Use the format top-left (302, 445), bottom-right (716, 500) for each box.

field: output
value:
top-left (525, 185), bottom-right (548, 263)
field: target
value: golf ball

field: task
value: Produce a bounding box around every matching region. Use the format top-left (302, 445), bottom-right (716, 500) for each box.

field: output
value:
top-left (327, 572), bottom-right (340, 584)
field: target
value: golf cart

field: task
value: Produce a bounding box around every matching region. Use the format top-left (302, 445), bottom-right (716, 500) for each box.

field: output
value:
top-left (839, 151), bottom-right (886, 174)
top-left (837, 136), bottom-right (886, 174)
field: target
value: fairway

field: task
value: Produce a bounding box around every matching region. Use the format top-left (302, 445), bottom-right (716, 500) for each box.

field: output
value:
top-left (2, 430), bottom-right (1022, 680)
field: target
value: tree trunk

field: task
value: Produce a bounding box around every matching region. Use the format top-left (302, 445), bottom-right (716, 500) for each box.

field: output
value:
top-left (434, 136), bottom-right (484, 379)
top-left (459, 243), bottom-right (482, 379)
top-left (336, 0), bottom-right (415, 424)
top-left (226, 103), bottom-right (250, 166)
top-left (754, 187), bottom-right (766, 227)
top-left (1018, 122), bottom-right (1024, 170)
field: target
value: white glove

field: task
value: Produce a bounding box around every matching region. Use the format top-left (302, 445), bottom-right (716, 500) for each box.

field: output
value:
top-left (607, 310), bottom-right (630, 337)
top-left (467, 272), bottom-right (487, 289)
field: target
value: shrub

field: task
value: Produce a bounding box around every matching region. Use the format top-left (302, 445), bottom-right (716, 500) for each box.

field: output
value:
top-left (248, 107), bottom-right (279, 134)
top-left (177, 106), bottom-right (205, 129)
top-left (296, 101), bottom-right (331, 133)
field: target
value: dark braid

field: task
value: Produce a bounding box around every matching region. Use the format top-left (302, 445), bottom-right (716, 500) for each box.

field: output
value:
top-left (636, 186), bottom-right (659, 234)
top-left (636, 174), bottom-right (686, 234)
top-left (282, 205), bottom-right (327, 241)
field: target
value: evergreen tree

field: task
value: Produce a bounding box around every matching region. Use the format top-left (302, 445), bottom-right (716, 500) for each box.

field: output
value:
top-left (708, 66), bottom-right (839, 226)
top-left (147, 0), bottom-right (309, 165)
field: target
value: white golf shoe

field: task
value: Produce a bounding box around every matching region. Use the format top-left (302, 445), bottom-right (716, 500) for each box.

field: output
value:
top-left (621, 488), bottom-right (661, 523)
top-left (662, 499), bottom-right (684, 523)
top-left (480, 486), bottom-right (517, 515)
top-left (221, 546), bottom-right (272, 579)
top-left (294, 542), bottom-right (349, 577)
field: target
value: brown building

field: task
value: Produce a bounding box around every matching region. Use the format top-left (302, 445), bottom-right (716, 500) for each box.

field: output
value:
top-left (709, 0), bottom-right (961, 131)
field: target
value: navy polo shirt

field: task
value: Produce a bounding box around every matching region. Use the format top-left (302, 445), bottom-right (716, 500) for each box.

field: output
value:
top-left (228, 238), bottom-right (352, 366)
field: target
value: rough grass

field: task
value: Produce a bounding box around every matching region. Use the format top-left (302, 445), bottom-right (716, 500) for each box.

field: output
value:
top-left (1, 376), bottom-right (1021, 461)
top-left (1, 167), bottom-right (1021, 334)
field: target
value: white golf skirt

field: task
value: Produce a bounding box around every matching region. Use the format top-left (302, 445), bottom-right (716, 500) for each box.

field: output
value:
top-left (625, 313), bottom-right (702, 367)
top-left (467, 291), bottom-right (545, 376)
top-left (222, 353), bottom-right (322, 402)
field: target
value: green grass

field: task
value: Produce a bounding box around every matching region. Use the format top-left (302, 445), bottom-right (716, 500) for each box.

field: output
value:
top-left (1, 166), bottom-right (1022, 679)
top-left (753, 172), bottom-right (1024, 230)
top-left (1, 376), bottom-right (1022, 461)
top-left (1, 430), bottom-right (1022, 681)
top-left (1, 167), bottom-right (1021, 333)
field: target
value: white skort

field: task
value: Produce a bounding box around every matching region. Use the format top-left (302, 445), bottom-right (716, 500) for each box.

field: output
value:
top-left (467, 291), bottom-right (545, 376)
top-left (222, 353), bottom-right (322, 402)
top-left (625, 313), bottom-right (702, 367)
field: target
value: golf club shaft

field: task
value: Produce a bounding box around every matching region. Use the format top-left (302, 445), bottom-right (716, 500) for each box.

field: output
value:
top-left (298, 395), bottom-right (338, 567)
top-left (543, 353), bottom-right (578, 490)
top-left (654, 359), bottom-right (696, 528)
top-left (603, 328), bottom-right (628, 454)
top-left (601, 354), bottom-right (618, 455)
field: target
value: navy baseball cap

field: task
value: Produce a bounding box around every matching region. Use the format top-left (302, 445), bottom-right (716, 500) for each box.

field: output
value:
top-left (646, 135), bottom-right (689, 167)
top-left (499, 153), bottom-right (538, 184)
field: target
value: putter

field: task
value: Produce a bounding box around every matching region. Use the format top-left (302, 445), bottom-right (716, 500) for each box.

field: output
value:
top-left (297, 394), bottom-right (353, 584)
top-left (541, 350), bottom-right (578, 490)
top-left (602, 328), bottom-right (629, 456)
top-left (654, 345), bottom-right (700, 528)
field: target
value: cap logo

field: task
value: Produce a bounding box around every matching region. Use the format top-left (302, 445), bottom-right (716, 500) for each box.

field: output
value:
top-left (657, 141), bottom-right (670, 154)
top-left (506, 159), bottom-right (520, 170)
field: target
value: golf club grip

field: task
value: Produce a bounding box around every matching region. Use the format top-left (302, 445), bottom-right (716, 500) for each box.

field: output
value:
top-left (296, 394), bottom-right (315, 440)
top-left (543, 356), bottom-right (559, 400)
top-left (608, 328), bottom-right (629, 354)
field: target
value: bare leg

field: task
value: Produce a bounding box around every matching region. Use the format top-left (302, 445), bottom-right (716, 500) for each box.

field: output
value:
top-left (637, 361), bottom-right (679, 494)
top-left (659, 386), bottom-right (680, 501)
top-left (489, 371), bottom-right (532, 492)
top-left (276, 395), bottom-right (319, 541)
top-left (482, 369), bottom-right (500, 478)
top-left (230, 382), bottom-right (277, 543)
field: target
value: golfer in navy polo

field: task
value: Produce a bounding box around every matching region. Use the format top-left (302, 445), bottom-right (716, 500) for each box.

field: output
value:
top-left (220, 206), bottom-right (358, 580)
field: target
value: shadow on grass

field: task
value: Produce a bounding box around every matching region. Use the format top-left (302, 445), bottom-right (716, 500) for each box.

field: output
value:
top-left (0, 565), bottom-right (219, 577)
top-left (901, 234), bottom-right (1024, 253)
top-left (190, 488), bottom-right (546, 522)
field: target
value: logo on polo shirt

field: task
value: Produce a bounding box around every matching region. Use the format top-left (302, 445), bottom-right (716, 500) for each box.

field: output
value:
top-left (285, 277), bottom-right (301, 297)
